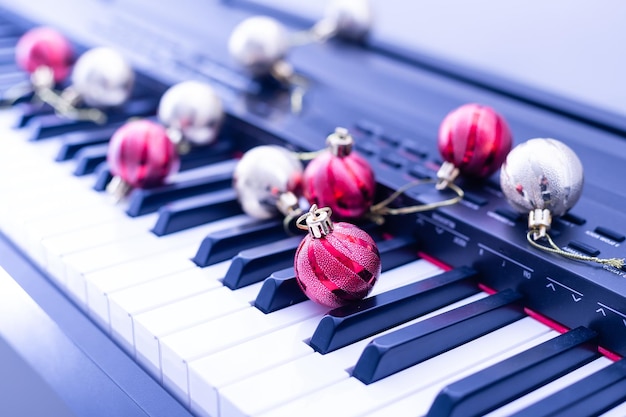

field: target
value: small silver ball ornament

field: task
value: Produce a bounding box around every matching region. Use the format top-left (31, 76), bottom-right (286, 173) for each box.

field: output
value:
top-left (324, 0), bottom-right (373, 40)
top-left (71, 47), bottom-right (135, 107)
top-left (157, 81), bottom-right (224, 146)
top-left (233, 145), bottom-right (303, 219)
top-left (228, 16), bottom-right (289, 77)
top-left (500, 138), bottom-right (584, 218)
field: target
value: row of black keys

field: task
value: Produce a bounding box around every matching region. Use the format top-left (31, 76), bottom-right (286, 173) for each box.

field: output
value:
top-left (3, 18), bottom-right (626, 416)
top-left (14, 75), bottom-right (626, 417)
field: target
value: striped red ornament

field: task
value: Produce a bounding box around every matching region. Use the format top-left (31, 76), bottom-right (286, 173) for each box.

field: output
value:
top-left (15, 27), bottom-right (74, 83)
top-left (294, 205), bottom-right (380, 308)
top-left (438, 103), bottom-right (513, 179)
top-left (302, 128), bottom-right (375, 220)
top-left (107, 119), bottom-right (179, 190)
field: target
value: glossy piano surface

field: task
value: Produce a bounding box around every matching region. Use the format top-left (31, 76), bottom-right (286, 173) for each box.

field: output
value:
top-left (0, 1), bottom-right (625, 416)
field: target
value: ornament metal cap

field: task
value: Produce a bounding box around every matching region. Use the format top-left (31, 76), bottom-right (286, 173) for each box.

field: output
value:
top-left (297, 204), bottom-right (334, 238)
top-left (436, 160), bottom-right (460, 190)
top-left (326, 127), bottom-right (353, 157)
top-left (529, 208), bottom-right (552, 240)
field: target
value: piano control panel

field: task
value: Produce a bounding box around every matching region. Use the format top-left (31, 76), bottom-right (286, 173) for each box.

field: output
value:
top-left (0, 1), bottom-right (626, 416)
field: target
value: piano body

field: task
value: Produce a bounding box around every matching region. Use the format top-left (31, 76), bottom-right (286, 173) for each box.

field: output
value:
top-left (0, 0), bottom-right (625, 416)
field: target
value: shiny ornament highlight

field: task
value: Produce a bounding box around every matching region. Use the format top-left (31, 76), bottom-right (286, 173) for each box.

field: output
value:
top-left (228, 16), bottom-right (289, 77)
top-left (320, 0), bottom-right (372, 41)
top-left (294, 205), bottom-right (380, 308)
top-left (233, 145), bottom-right (303, 219)
top-left (303, 127), bottom-right (375, 220)
top-left (500, 137), bottom-right (583, 218)
top-left (15, 27), bottom-right (74, 83)
top-left (438, 103), bottom-right (513, 184)
top-left (106, 120), bottom-right (179, 196)
top-left (157, 80), bottom-right (224, 147)
top-left (71, 47), bottom-right (135, 107)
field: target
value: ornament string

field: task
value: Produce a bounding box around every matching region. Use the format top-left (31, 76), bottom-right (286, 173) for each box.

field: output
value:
top-left (30, 67), bottom-right (107, 124)
top-left (527, 231), bottom-right (625, 269)
top-left (270, 61), bottom-right (308, 115)
top-left (367, 178), bottom-right (464, 224)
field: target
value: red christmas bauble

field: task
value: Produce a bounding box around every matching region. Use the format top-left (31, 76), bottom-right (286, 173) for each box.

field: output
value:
top-left (303, 129), bottom-right (375, 220)
top-left (107, 120), bottom-right (179, 189)
top-left (294, 208), bottom-right (380, 308)
top-left (438, 103), bottom-right (513, 179)
top-left (15, 27), bottom-right (74, 83)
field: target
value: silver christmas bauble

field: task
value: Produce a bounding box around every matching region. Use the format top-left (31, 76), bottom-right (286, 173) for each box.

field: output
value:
top-left (500, 138), bottom-right (584, 217)
top-left (228, 16), bottom-right (289, 77)
top-left (324, 0), bottom-right (372, 40)
top-left (157, 81), bottom-right (224, 146)
top-left (233, 145), bottom-right (303, 219)
top-left (71, 47), bottom-right (135, 107)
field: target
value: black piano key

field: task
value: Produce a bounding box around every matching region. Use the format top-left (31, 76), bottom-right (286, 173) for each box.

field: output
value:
top-left (192, 218), bottom-right (286, 267)
top-left (125, 163), bottom-right (234, 217)
top-left (352, 289), bottom-right (525, 384)
top-left (93, 162), bottom-right (113, 192)
top-left (309, 266), bottom-right (479, 355)
top-left (253, 267), bottom-right (306, 314)
top-left (222, 235), bottom-right (302, 290)
top-left (178, 140), bottom-right (235, 171)
top-left (55, 125), bottom-right (121, 161)
top-left (13, 101), bottom-right (54, 128)
top-left (509, 359), bottom-right (626, 417)
top-left (151, 189), bottom-right (242, 236)
top-left (25, 96), bottom-right (158, 140)
top-left (26, 113), bottom-right (108, 141)
top-left (73, 143), bottom-right (108, 176)
top-left (254, 235), bottom-right (423, 314)
top-left (426, 326), bottom-right (600, 417)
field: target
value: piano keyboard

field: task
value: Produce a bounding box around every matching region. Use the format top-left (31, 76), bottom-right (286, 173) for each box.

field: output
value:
top-left (1, 3), bottom-right (626, 417)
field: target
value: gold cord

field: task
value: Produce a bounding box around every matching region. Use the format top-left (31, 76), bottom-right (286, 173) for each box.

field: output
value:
top-left (527, 231), bottom-right (625, 269)
top-left (37, 87), bottom-right (107, 125)
top-left (368, 178), bottom-right (464, 223)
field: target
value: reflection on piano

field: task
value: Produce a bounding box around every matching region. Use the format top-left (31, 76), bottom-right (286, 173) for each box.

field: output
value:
top-left (1, 1), bottom-right (626, 416)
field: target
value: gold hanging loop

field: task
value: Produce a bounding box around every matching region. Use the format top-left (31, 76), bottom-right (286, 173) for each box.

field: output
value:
top-left (527, 231), bottom-right (624, 269)
top-left (367, 178), bottom-right (464, 224)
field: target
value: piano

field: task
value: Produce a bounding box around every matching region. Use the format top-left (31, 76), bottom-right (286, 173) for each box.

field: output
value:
top-left (0, 0), bottom-right (625, 416)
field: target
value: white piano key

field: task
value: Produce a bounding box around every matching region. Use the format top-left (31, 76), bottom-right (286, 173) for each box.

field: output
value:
top-left (159, 301), bottom-right (329, 403)
top-left (369, 258), bottom-right (443, 295)
top-left (86, 246), bottom-right (198, 330)
top-left (23, 197), bottom-right (123, 266)
top-left (188, 316), bottom-right (321, 417)
top-left (63, 217), bottom-right (249, 306)
top-left (183, 260), bottom-right (450, 415)
top-left (108, 265), bottom-right (225, 354)
top-left (253, 318), bottom-right (556, 417)
top-left (485, 356), bottom-right (613, 417)
top-left (133, 285), bottom-right (251, 379)
top-left (43, 214), bottom-right (158, 284)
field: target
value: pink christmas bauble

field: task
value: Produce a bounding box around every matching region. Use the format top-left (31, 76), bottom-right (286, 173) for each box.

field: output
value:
top-left (438, 103), bottom-right (513, 179)
top-left (107, 120), bottom-right (179, 189)
top-left (303, 149), bottom-right (375, 220)
top-left (15, 27), bottom-right (74, 83)
top-left (294, 221), bottom-right (380, 308)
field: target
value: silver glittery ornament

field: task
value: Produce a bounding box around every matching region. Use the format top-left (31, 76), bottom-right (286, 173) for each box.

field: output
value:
top-left (70, 47), bottom-right (135, 107)
top-left (317, 0), bottom-right (373, 41)
top-left (157, 81), bottom-right (224, 147)
top-left (233, 145), bottom-right (303, 219)
top-left (500, 138), bottom-right (584, 218)
top-left (228, 16), bottom-right (289, 77)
